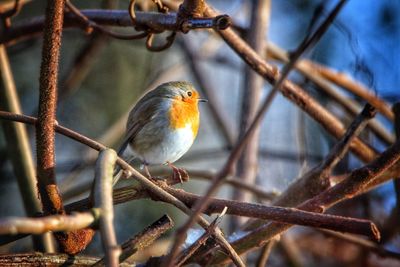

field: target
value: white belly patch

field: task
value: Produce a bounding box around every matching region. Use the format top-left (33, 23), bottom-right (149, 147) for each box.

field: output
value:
top-left (133, 124), bottom-right (194, 165)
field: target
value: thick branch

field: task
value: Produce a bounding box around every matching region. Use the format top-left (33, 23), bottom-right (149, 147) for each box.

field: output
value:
top-left (160, 185), bottom-right (378, 239)
top-left (36, 0), bottom-right (64, 215)
top-left (64, 181), bottom-right (378, 240)
top-left (0, 253), bottom-right (132, 266)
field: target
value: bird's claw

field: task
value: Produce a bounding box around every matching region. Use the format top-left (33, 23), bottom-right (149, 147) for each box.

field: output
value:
top-left (169, 165), bottom-right (189, 184)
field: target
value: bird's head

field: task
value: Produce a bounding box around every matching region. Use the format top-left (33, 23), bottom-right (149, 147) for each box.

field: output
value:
top-left (156, 81), bottom-right (207, 104)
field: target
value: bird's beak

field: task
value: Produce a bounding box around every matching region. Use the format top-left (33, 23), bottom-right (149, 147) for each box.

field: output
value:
top-left (198, 98), bottom-right (208, 103)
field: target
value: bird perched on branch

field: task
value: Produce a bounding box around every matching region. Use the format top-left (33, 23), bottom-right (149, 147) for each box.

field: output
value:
top-left (115, 81), bottom-right (207, 184)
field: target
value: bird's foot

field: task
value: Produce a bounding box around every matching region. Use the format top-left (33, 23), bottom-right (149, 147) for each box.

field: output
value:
top-left (167, 162), bottom-right (189, 184)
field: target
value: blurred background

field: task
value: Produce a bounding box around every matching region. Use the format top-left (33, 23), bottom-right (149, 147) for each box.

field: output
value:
top-left (1, 0), bottom-right (399, 266)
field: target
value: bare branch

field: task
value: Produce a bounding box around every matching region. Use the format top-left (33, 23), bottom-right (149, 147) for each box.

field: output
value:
top-left (0, 253), bottom-right (132, 266)
top-left (35, 0), bottom-right (96, 254)
top-left (36, 0), bottom-right (64, 215)
top-left (179, 37), bottom-right (236, 147)
top-left (233, 0), bottom-right (271, 230)
top-left (119, 215), bottom-right (173, 263)
top-left (0, 211), bottom-right (98, 235)
top-left (256, 239), bottom-right (275, 267)
top-left (93, 149), bottom-right (120, 267)
top-left (158, 184), bottom-right (378, 239)
top-left (1, 9), bottom-right (231, 45)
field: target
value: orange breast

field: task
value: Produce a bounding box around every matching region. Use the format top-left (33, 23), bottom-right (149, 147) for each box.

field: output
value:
top-left (169, 97), bottom-right (200, 137)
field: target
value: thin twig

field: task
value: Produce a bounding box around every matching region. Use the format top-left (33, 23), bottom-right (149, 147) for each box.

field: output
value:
top-left (178, 0), bottom-right (205, 18)
top-left (65, 1), bottom-right (149, 41)
top-left (93, 149), bottom-right (121, 267)
top-left (279, 234), bottom-right (304, 267)
top-left (179, 37), bottom-right (236, 147)
top-left (256, 239), bottom-right (276, 267)
top-left (63, 170), bottom-right (276, 213)
top-left (58, 33), bottom-right (108, 103)
top-left (58, 0), bottom-right (118, 101)
top-left (232, 0), bottom-right (271, 231)
top-left (320, 229), bottom-right (400, 260)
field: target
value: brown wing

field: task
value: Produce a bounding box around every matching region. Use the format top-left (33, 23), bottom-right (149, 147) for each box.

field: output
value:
top-left (117, 96), bottom-right (166, 156)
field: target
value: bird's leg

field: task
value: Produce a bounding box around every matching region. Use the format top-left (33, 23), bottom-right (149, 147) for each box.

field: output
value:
top-left (166, 161), bottom-right (188, 184)
top-left (143, 163), bottom-right (152, 179)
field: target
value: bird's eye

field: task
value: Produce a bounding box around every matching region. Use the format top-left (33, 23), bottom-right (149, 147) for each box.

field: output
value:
top-left (187, 91), bottom-right (193, 97)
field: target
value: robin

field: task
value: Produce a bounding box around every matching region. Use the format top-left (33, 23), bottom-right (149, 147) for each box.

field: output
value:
top-left (115, 81), bottom-right (207, 184)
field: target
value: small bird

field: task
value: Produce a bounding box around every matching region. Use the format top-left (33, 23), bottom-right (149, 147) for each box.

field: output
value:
top-left (116, 81), bottom-right (207, 183)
